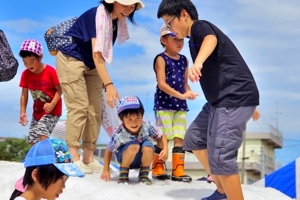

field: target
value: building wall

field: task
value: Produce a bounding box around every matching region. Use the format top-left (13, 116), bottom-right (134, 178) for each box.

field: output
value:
top-left (238, 139), bottom-right (262, 164)
top-left (238, 139), bottom-right (276, 171)
top-left (244, 171), bottom-right (261, 185)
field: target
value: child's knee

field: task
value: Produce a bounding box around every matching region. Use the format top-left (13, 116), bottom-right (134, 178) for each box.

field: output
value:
top-left (142, 141), bottom-right (154, 150)
top-left (126, 144), bottom-right (140, 153)
top-left (141, 146), bottom-right (154, 154)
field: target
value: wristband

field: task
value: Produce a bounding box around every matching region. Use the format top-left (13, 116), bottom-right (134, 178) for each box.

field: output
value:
top-left (104, 82), bottom-right (113, 92)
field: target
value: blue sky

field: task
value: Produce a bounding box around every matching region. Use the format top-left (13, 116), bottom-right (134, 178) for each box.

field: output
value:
top-left (1, 0), bottom-right (300, 167)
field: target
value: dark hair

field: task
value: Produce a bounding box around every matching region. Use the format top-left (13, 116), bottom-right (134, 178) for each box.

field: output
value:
top-left (160, 34), bottom-right (172, 48)
top-left (9, 164), bottom-right (65, 200)
top-left (157, 0), bottom-right (198, 21)
top-left (9, 190), bottom-right (23, 200)
top-left (118, 107), bottom-right (145, 121)
top-left (100, 0), bottom-right (138, 24)
top-left (19, 50), bottom-right (40, 59)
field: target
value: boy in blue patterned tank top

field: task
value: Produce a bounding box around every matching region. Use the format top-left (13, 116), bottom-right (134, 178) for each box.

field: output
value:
top-left (152, 24), bottom-right (198, 182)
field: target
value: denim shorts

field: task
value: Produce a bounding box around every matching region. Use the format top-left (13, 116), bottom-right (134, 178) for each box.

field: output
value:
top-left (183, 102), bottom-right (256, 175)
top-left (115, 141), bottom-right (155, 169)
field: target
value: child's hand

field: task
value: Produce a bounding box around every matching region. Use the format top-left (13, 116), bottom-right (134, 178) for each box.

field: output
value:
top-left (19, 113), bottom-right (28, 126)
top-left (159, 148), bottom-right (168, 161)
top-left (188, 64), bottom-right (202, 83)
top-left (101, 170), bottom-right (111, 182)
top-left (43, 103), bottom-right (54, 113)
top-left (182, 91), bottom-right (199, 100)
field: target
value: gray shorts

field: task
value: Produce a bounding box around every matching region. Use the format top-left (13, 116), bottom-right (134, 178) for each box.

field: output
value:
top-left (28, 114), bottom-right (59, 144)
top-left (183, 102), bottom-right (256, 175)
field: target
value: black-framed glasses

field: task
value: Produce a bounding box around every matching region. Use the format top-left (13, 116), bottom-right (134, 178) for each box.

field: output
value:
top-left (166, 16), bottom-right (176, 29)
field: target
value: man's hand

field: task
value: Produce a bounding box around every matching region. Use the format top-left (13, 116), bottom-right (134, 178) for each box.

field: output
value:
top-left (188, 64), bottom-right (202, 83)
top-left (252, 109), bottom-right (260, 121)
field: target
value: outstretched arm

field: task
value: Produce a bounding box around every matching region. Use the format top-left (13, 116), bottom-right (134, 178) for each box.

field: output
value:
top-left (19, 88), bottom-right (28, 126)
top-left (92, 38), bottom-right (120, 108)
top-left (155, 56), bottom-right (185, 99)
top-left (184, 59), bottom-right (198, 100)
top-left (158, 133), bottom-right (168, 161)
top-left (156, 56), bottom-right (197, 100)
top-left (101, 148), bottom-right (112, 182)
top-left (252, 109), bottom-right (260, 121)
top-left (189, 35), bottom-right (217, 82)
top-left (184, 59), bottom-right (191, 91)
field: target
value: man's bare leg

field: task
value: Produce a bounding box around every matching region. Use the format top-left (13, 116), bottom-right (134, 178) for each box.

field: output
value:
top-left (218, 174), bottom-right (244, 200)
top-left (192, 149), bottom-right (225, 194)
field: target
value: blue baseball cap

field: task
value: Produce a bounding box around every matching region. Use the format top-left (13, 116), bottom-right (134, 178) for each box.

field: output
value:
top-left (117, 95), bottom-right (144, 114)
top-left (24, 138), bottom-right (84, 177)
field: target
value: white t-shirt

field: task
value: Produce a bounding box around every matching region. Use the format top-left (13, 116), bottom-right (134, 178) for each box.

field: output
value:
top-left (14, 197), bottom-right (26, 200)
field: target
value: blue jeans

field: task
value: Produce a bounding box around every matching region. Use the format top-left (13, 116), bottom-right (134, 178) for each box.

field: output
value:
top-left (115, 141), bottom-right (154, 169)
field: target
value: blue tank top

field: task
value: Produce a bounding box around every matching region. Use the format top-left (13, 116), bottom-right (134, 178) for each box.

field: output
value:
top-left (153, 53), bottom-right (189, 111)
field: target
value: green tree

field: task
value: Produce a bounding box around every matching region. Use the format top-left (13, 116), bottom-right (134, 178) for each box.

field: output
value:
top-left (0, 137), bottom-right (30, 162)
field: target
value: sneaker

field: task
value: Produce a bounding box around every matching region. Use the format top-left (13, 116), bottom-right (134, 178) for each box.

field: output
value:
top-left (74, 160), bottom-right (93, 174)
top-left (87, 160), bottom-right (104, 173)
top-left (201, 190), bottom-right (227, 200)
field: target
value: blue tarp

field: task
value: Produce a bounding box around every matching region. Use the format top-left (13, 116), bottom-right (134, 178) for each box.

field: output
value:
top-left (265, 160), bottom-right (296, 199)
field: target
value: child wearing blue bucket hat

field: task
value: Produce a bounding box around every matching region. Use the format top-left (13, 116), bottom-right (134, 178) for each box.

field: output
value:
top-left (10, 138), bottom-right (84, 200)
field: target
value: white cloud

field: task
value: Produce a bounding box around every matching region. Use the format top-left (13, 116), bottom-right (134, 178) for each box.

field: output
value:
top-left (0, 19), bottom-right (42, 33)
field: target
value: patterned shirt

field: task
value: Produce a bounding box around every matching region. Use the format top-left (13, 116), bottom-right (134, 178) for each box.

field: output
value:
top-left (153, 53), bottom-right (189, 111)
top-left (107, 121), bottom-right (162, 153)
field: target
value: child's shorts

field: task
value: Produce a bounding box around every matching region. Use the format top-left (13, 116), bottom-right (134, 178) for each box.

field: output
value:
top-left (155, 110), bottom-right (187, 140)
top-left (115, 141), bottom-right (154, 169)
top-left (183, 103), bottom-right (256, 175)
top-left (28, 114), bottom-right (59, 144)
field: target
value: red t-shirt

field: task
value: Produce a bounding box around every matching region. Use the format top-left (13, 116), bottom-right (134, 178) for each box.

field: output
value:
top-left (19, 65), bottom-right (62, 120)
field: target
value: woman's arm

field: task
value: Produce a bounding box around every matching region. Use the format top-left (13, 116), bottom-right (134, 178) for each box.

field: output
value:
top-left (91, 38), bottom-right (120, 108)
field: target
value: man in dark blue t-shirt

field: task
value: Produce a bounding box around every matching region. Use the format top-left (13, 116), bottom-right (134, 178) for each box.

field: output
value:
top-left (157, 1), bottom-right (259, 200)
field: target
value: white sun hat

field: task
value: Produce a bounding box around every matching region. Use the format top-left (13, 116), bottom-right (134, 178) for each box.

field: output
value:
top-left (160, 23), bottom-right (176, 37)
top-left (104, 0), bottom-right (145, 10)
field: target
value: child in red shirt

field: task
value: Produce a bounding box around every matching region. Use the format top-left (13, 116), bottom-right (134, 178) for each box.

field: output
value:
top-left (19, 39), bottom-right (62, 145)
